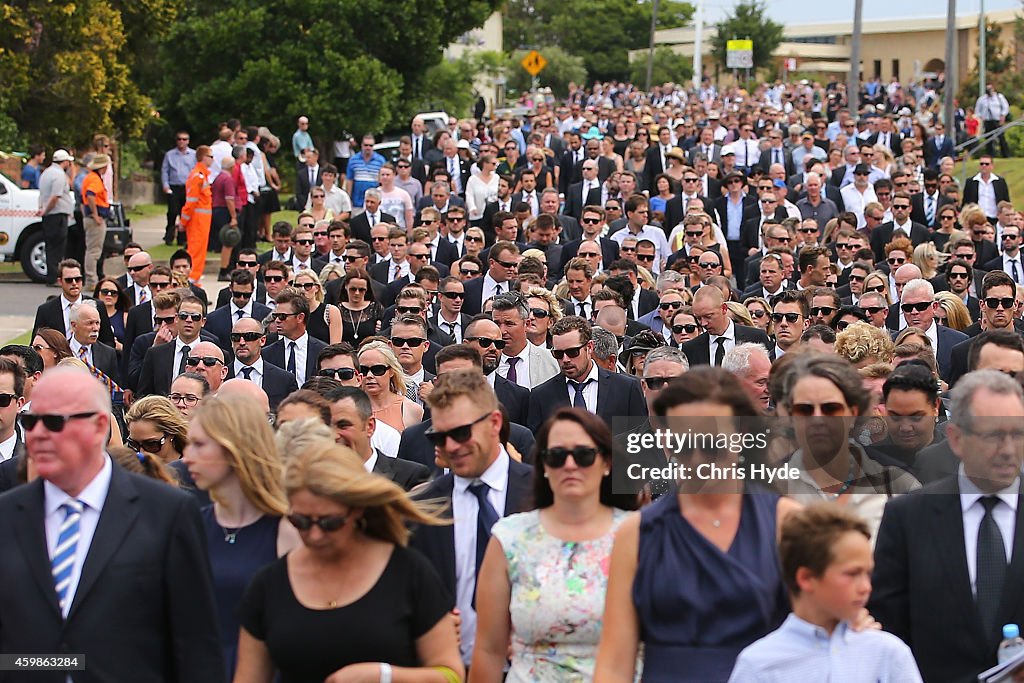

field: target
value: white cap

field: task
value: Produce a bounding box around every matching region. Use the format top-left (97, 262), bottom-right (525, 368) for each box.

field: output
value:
top-left (52, 149), bottom-right (74, 163)
top-left (456, 139), bottom-right (471, 150)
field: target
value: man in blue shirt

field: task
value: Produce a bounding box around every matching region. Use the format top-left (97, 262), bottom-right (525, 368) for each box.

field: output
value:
top-left (20, 144), bottom-right (45, 189)
top-left (346, 134), bottom-right (386, 210)
top-left (292, 115), bottom-right (314, 161)
top-left (160, 131), bottom-right (197, 246)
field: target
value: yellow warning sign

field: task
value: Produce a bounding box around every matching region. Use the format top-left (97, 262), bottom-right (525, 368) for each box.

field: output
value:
top-left (521, 50), bottom-right (548, 77)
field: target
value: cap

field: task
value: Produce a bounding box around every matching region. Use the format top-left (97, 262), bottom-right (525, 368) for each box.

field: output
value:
top-left (456, 139), bottom-right (471, 150)
top-left (88, 154), bottom-right (110, 170)
top-left (52, 149), bottom-right (74, 163)
top-left (672, 118), bottom-right (687, 128)
top-left (721, 145), bottom-right (735, 156)
top-left (773, 179), bottom-right (788, 189)
top-left (801, 132), bottom-right (814, 140)
top-left (707, 111), bottom-right (721, 120)
top-left (854, 163), bottom-right (872, 175)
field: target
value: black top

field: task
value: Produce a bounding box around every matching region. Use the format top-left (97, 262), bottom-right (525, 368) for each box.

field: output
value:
top-left (306, 300), bottom-right (332, 343)
top-left (340, 302), bottom-right (382, 345)
top-left (239, 545), bottom-right (452, 683)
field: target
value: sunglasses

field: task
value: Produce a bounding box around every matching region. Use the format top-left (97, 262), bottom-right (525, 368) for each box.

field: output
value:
top-left (231, 331), bottom-right (264, 342)
top-left (798, 228), bottom-right (818, 234)
top-left (748, 309), bottom-right (767, 319)
top-left (685, 230), bottom-right (704, 238)
top-left (637, 254), bottom-right (655, 262)
top-left (551, 344), bottom-right (586, 360)
top-left (461, 268), bottom-right (480, 276)
top-left (887, 258), bottom-right (906, 266)
top-left (150, 280), bottom-right (173, 289)
top-left (186, 356), bottom-right (223, 368)
top-left (892, 203), bottom-right (911, 210)
top-left (294, 239), bottom-right (315, 246)
top-left (167, 393), bottom-right (201, 407)
top-left (948, 271), bottom-right (969, 279)
top-left (62, 276), bottom-right (84, 284)
top-left (126, 265), bottom-right (151, 272)
top-left (440, 291), bottom-right (465, 300)
top-left (466, 336), bottom-right (506, 349)
top-left (287, 513), bottom-right (349, 533)
top-left (790, 402), bottom-right (848, 417)
top-left (359, 364), bottom-right (390, 376)
top-left (641, 376), bottom-right (675, 391)
top-left (771, 312), bottom-right (801, 323)
top-left (620, 246), bottom-right (636, 253)
top-left (126, 435), bottom-right (167, 453)
top-left (900, 301), bottom-right (933, 313)
top-left (0, 393), bottom-right (18, 408)
top-left (396, 306), bottom-right (422, 315)
top-left (862, 306), bottom-right (887, 314)
top-left (265, 275), bottom-right (287, 283)
top-left (98, 288), bottom-right (118, 296)
top-left (295, 282), bottom-right (319, 291)
top-left (578, 252), bottom-right (600, 259)
top-left (581, 218), bottom-right (602, 224)
top-left (466, 236), bottom-right (484, 243)
top-left (177, 312), bottom-right (204, 322)
top-left (848, 274), bottom-right (866, 283)
top-left (659, 301), bottom-right (682, 311)
top-left (424, 412), bottom-right (491, 447)
top-left (231, 289), bottom-right (253, 299)
top-left (372, 236), bottom-right (388, 242)
top-left (391, 336), bottom-right (426, 347)
top-left (540, 445), bottom-right (600, 468)
top-left (698, 261), bottom-right (720, 268)
top-left (671, 323), bottom-right (700, 334)
top-left (21, 412), bottom-right (96, 432)
top-left (319, 367), bottom-right (357, 381)
top-left (810, 306), bottom-right (835, 317)
top-left (495, 259), bottom-right (519, 269)
top-left (530, 308), bottom-right (550, 319)
top-left (985, 297), bottom-right (1017, 310)
top-left (237, 260), bottom-right (259, 268)
top-left (271, 312), bottom-right (300, 321)
top-left (343, 255), bottom-right (363, 263)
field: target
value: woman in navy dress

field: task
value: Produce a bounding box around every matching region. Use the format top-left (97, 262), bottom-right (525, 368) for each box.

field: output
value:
top-left (182, 393), bottom-right (300, 680)
top-left (595, 368), bottom-right (801, 683)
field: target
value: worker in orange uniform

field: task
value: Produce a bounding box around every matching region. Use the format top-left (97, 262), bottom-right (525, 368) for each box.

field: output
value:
top-left (179, 145), bottom-right (214, 283)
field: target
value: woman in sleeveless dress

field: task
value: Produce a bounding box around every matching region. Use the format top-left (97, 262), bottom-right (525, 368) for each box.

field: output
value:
top-left (293, 269), bottom-right (342, 344)
top-left (356, 340), bottom-right (422, 432)
top-left (595, 368), bottom-right (801, 683)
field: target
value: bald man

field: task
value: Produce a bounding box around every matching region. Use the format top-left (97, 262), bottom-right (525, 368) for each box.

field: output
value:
top-left (184, 340), bottom-right (228, 392)
top-left (123, 251), bottom-right (154, 306)
top-left (218, 377), bottom-right (271, 415)
top-left (681, 285), bottom-right (772, 366)
top-left (0, 368), bottom-right (223, 680)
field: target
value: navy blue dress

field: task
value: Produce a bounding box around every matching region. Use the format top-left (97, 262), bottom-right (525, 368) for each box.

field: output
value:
top-left (632, 488), bottom-right (788, 682)
top-left (201, 507), bottom-right (280, 681)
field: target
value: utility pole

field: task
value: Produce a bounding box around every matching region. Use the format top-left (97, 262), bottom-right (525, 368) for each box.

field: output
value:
top-left (646, 0), bottom-right (661, 91)
top-left (945, 0), bottom-right (957, 133)
top-left (848, 0), bottom-right (863, 114)
top-left (693, 0), bottom-right (704, 92)
top-left (979, 0), bottom-right (987, 96)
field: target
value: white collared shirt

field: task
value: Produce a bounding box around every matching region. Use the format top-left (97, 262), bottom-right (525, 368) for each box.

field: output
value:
top-left (499, 344), bottom-right (532, 389)
top-left (1003, 253), bottom-right (1023, 280)
top-left (482, 273), bottom-right (508, 305)
top-left (230, 300), bottom-right (253, 320)
top-left (709, 319), bottom-right (737, 365)
top-left (436, 311), bottom-right (462, 342)
top-left (0, 431), bottom-right (17, 462)
top-left (974, 173), bottom-right (1001, 217)
top-left (449, 233), bottom-right (466, 255)
top-left (569, 295), bottom-right (593, 318)
top-left (452, 449), bottom-right (511, 663)
top-left (291, 256), bottom-right (314, 273)
top-left (385, 257), bottom-right (411, 281)
top-left (133, 283), bottom-right (151, 305)
top-left (284, 333), bottom-right (309, 385)
top-left (958, 465), bottom-right (1018, 594)
top-left (60, 294), bottom-right (82, 335)
top-left (175, 337), bottom-right (196, 375)
top-left (892, 219), bottom-right (913, 237)
top-left (371, 421), bottom-right (401, 458)
top-left (44, 454), bottom-right (113, 618)
top-left (565, 362), bottom-right (599, 411)
top-left (69, 337), bottom-right (93, 366)
top-left (363, 450), bottom-right (378, 473)
top-left (234, 357), bottom-right (264, 386)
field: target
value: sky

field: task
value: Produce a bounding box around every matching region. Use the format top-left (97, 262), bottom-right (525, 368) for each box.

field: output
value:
top-left (701, 0), bottom-right (1020, 25)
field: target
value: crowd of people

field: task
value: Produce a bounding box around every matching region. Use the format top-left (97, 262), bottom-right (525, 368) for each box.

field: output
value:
top-left (4, 76), bottom-right (1024, 682)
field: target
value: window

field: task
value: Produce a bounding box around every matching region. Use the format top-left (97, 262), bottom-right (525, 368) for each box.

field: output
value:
top-left (892, 59), bottom-right (900, 80)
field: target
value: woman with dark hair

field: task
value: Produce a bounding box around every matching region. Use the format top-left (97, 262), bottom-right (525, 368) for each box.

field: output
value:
top-left (31, 328), bottom-right (73, 369)
top-left (829, 305), bottom-right (869, 332)
top-left (338, 268), bottom-right (382, 344)
top-left (93, 277), bottom-right (131, 352)
top-left (472, 408), bottom-right (637, 681)
top-left (595, 367), bottom-right (801, 683)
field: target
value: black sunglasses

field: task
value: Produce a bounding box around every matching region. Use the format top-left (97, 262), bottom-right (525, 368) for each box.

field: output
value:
top-left (440, 291), bottom-right (465, 300)
top-left (985, 297), bottom-right (1017, 310)
top-left (466, 336), bottom-right (506, 349)
top-left (154, 315), bottom-right (177, 326)
top-left (810, 306), bottom-right (835, 317)
top-left (231, 331), bottom-right (264, 342)
top-left (0, 393), bottom-right (18, 408)
top-left (231, 289), bottom-right (253, 299)
top-left (424, 412), bottom-right (492, 446)
top-left (771, 312), bottom-right (801, 323)
top-left (126, 265), bottom-right (151, 272)
top-left (264, 275), bottom-right (287, 283)
top-left (581, 217), bottom-right (602, 224)
top-left (865, 285), bottom-right (887, 294)
top-left (671, 323), bottom-right (701, 334)
top-left (396, 306), bottom-right (422, 315)
top-left (287, 513), bottom-right (348, 532)
top-left (21, 412), bottom-right (97, 432)
top-left (237, 260), bottom-right (259, 267)
top-left (530, 308), bottom-right (549, 319)
top-left (150, 280), bottom-right (173, 289)
top-left (126, 435), bottom-right (166, 453)
top-left (98, 288), bottom-right (118, 297)
top-left (790, 402), bottom-right (848, 417)
top-left (186, 356), bottom-right (223, 368)
top-left (551, 344), bottom-right (586, 360)
top-left (540, 445), bottom-right (600, 468)
top-left (319, 368), bottom-right (357, 381)
top-left (862, 306), bottom-right (887, 314)
top-left (177, 312), bottom-right (204, 322)
top-left (391, 336), bottom-right (426, 348)
top-left (659, 301), bottom-right (682, 312)
top-left (359, 364), bottom-right (390, 376)
top-left (900, 301), bottom-right (932, 313)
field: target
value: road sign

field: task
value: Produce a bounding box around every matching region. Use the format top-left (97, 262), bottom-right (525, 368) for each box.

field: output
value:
top-left (726, 39), bottom-right (754, 69)
top-left (785, 58), bottom-right (797, 71)
top-left (521, 50), bottom-right (548, 77)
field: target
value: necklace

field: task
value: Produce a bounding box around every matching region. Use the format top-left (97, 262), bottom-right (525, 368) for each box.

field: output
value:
top-left (220, 525), bottom-right (239, 544)
top-left (819, 459), bottom-right (857, 500)
top-left (344, 305), bottom-right (366, 341)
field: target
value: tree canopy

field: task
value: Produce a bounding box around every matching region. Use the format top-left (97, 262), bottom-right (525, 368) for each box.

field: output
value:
top-left (710, 0), bottom-right (783, 73)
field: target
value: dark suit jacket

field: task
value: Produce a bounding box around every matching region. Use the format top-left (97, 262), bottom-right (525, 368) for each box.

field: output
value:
top-left (758, 147), bottom-right (796, 177)
top-left (634, 288), bottom-right (659, 319)
top-left (867, 131), bottom-right (904, 158)
top-left (963, 176), bottom-right (1011, 211)
top-left (0, 465), bottom-right (224, 682)
top-left (663, 195), bottom-right (715, 235)
top-left (910, 191), bottom-right (947, 229)
top-left (84, 341), bottom-right (121, 388)
top-left (263, 335), bottom-right (328, 384)
top-left (494, 374), bottom-right (530, 427)
top-left (681, 325), bottom-right (773, 366)
top-left (887, 324), bottom-right (967, 381)
top-left (215, 282), bottom-right (268, 309)
top-left (349, 211), bottom-right (397, 244)
top-left (923, 135), bottom-right (955, 168)
top-left (127, 330), bottom-right (222, 393)
top-left (121, 301), bottom-right (153, 378)
top-left (414, 196), bottom-right (467, 213)
top-left (556, 237), bottom-right (620, 276)
top-left (870, 476), bottom-right (1024, 683)
top-left (294, 164), bottom-right (322, 212)
top-left (226, 360), bottom-right (298, 410)
top-left (688, 143), bottom-right (722, 165)
top-left (371, 452), bottom-right (430, 491)
top-left (643, 146), bottom-right (667, 192)
top-left (563, 183), bottom-right (602, 221)
top-left (870, 221), bottom-right (931, 263)
top-left (397, 420), bottom-right (536, 473)
top-left (137, 339), bottom-right (187, 398)
top-left (204, 303), bottom-right (272, 349)
top-left (480, 200), bottom-right (515, 242)
top-left (409, 458), bottom-right (534, 597)
top-left (713, 195), bottom-right (759, 242)
top-left (257, 247), bottom-right (293, 267)
top-left (526, 365), bottom-right (647, 433)
top-left (32, 296), bottom-right (114, 347)
top-left (931, 271), bottom-right (988, 299)
top-left (983, 254), bottom-right (1024, 277)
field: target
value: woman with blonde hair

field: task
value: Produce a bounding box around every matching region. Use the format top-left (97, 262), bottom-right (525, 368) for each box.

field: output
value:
top-left (934, 291), bottom-right (973, 331)
top-left (356, 340), bottom-right (422, 432)
top-left (862, 271), bottom-right (893, 305)
top-left (873, 144), bottom-right (895, 176)
top-left (125, 395), bottom-right (189, 464)
top-left (318, 262), bottom-right (345, 284)
top-left (959, 203), bottom-right (989, 233)
top-left (234, 440), bottom-right (462, 683)
top-left (182, 393), bottom-right (301, 679)
top-left (464, 226), bottom-right (486, 259)
top-left (525, 285), bottom-right (562, 348)
top-left (725, 301), bottom-right (754, 327)
top-left (834, 322), bottom-right (896, 367)
top-left (912, 242), bottom-right (944, 280)
top-left (293, 270), bottom-right (342, 344)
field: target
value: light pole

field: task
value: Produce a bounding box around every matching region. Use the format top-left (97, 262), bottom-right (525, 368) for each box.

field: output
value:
top-left (848, 0), bottom-right (863, 114)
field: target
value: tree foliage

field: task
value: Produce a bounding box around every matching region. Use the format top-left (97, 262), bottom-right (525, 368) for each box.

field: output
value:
top-left (710, 0), bottom-right (783, 72)
top-left (629, 47), bottom-right (694, 89)
top-left (416, 52), bottom-right (509, 119)
top-left (506, 48), bottom-right (588, 97)
top-left (504, 0), bottom-right (693, 82)
top-left (156, 0), bottom-right (499, 148)
top-left (959, 20), bottom-right (1017, 106)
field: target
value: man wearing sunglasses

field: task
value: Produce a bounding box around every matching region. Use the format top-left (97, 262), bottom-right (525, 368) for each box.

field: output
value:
top-left (435, 276), bottom-right (468, 343)
top-left (898, 279), bottom-right (968, 382)
top-left (263, 288), bottom-right (327, 386)
top-left (289, 224), bottom-right (326, 274)
top-left (682, 285), bottom-right (772, 367)
top-left (983, 224), bottom-right (1024, 282)
top-left (138, 294), bottom-right (213, 398)
top-left (182, 341), bottom-right (227, 393)
top-left (118, 251), bottom-right (153, 306)
top-left (526, 315), bottom-right (646, 432)
top-left (463, 240), bottom-right (520, 316)
top-left (32, 259), bottom-right (115, 347)
top-left (411, 369), bottom-right (534, 666)
top-left (204, 269), bottom-right (271, 348)
top-left (869, 191), bottom-right (929, 263)
top-left (768, 290), bottom-right (809, 358)
top-left (946, 271), bottom-right (1023, 387)
top-left (0, 358), bottom-right (25, 462)
top-left (316, 342), bottom-right (362, 387)
top-left (214, 248), bottom-right (266, 307)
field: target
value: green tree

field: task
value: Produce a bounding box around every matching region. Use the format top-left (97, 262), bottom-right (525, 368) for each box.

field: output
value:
top-left (157, 0), bottom-right (499, 150)
top-left (710, 0), bottom-right (783, 73)
top-left (504, 0), bottom-right (692, 82)
top-left (958, 20), bottom-right (1016, 106)
top-left (506, 47), bottom-right (587, 97)
top-left (415, 52), bottom-right (510, 118)
top-left (629, 47), bottom-right (694, 88)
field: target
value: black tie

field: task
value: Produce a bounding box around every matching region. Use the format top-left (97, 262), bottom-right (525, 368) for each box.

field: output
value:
top-left (468, 481), bottom-right (499, 606)
top-left (442, 321), bottom-right (455, 338)
top-left (178, 344), bottom-right (191, 376)
top-left (714, 338), bottom-right (726, 366)
top-left (287, 341), bottom-right (297, 375)
top-left (414, 138), bottom-right (421, 159)
top-left (570, 379), bottom-right (592, 409)
top-left (577, 301), bottom-right (587, 317)
top-left (241, 367), bottom-right (254, 380)
top-left (977, 496), bottom-right (1007, 636)
top-left (309, 167), bottom-right (315, 186)
top-left (1013, 260), bottom-right (1021, 284)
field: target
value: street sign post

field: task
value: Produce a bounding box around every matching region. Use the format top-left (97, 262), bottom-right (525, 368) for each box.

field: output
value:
top-left (521, 50), bottom-right (548, 77)
top-left (726, 39), bottom-right (754, 69)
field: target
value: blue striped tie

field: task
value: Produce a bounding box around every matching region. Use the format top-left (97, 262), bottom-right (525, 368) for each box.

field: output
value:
top-left (52, 499), bottom-right (84, 614)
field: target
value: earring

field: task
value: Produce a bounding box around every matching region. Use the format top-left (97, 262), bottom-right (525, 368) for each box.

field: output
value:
top-left (543, 471), bottom-right (549, 479)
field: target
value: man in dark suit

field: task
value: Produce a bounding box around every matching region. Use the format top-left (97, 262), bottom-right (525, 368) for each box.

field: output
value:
top-left (871, 370), bottom-right (1024, 683)
top-left (946, 273), bottom-right (1022, 386)
top-left (557, 207), bottom-right (620, 276)
top-left (67, 301), bottom-right (120, 385)
top-left (563, 161), bottom-right (603, 221)
top-left (32, 259), bottom-right (115, 346)
top-left (897, 278), bottom-right (969, 382)
top-left (867, 117), bottom-right (904, 157)
top-left (663, 175), bottom-right (716, 235)
top-left (348, 190), bottom-right (397, 243)
top-left (682, 285), bottom-right (773, 366)
top-left (869, 192), bottom-right (930, 262)
top-left (923, 121), bottom-right (955, 168)
top-left (460, 319), bottom-right (531, 426)
top-left (328, 386), bottom-right (429, 491)
top-left (758, 131), bottom-right (796, 177)
top-left (963, 155), bottom-right (1011, 221)
top-left (527, 316), bottom-right (647, 432)
top-left (643, 127), bottom-right (675, 191)
top-left (137, 294), bottom-right (209, 398)
top-left (689, 127), bottom-right (723, 165)
top-left (910, 169), bottom-right (948, 229)
top-left (215, 250), bottom-right (266, 309)
top-left (0, 368), bottom-right (223, 681)
top-left (263, 289), bottom-right (327, 387)
top-left (120, 250), bottom-right (154, 306)
top-left (204, 270), bottom-right (271, 348)
top-left (227, 317), bottom-right (298, 410)
top-left (294, 147), bottom-right (322, 211)
top-left (409, 370), bottom-right (533, 665)
top-left (257, 221), bottom-right (295, 266)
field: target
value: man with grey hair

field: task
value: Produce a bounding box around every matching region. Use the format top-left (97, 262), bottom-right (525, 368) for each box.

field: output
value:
top-left (640, 346), bottom-right (688, 414)
top-left (899, 277), bottom-right (967, 380)
top-left (722, 343), bottom-right (771, 411)
top-left (871, 369), bottom-right (1024, 683)
top-left (591, 326), bottom-right (620, 373)
top-left (68, 301), bottom-right (121, 391)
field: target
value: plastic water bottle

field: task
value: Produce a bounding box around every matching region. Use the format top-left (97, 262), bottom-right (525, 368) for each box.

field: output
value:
top-left (998, 624), bottom-right (1024, 664)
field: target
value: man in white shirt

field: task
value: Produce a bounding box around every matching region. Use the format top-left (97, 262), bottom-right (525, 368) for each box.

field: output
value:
top-left (231, 318), bottom-right (298, 412)
top-left (564, 258), bottom-right (594, 318)
top-left (839, 164), bottom-right (877, 228)
top-left (610, 196), bottom-right (670, 271)
top-left (305, 164), bottom-right (352, 220)
top-left (997, 225), bottom-right (1024, 284)
top-left (0, 358), bottom-right (24, 461)
top-left (436, 277), bottom-right (465, 342)
top-left (390, 315), bottom-right (431, 404)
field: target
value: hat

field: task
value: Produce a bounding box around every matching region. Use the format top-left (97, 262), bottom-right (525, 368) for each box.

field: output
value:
top-left (618, 330), bottom-right (667, 368)
top-left (641, 115), bottom-right (654, 125)
top-left (723, 170), bottom-right (746, 184)
top-left (899, 107), bottom-right (911, 116)
top-left (773, 179), bottom-right (788, 189)
top-left (707, 111), bottom-right (721, 120)
top-left (88, 154), bottom-right (110, 170)
top-left (801, 132), bottom-right (814, 140)
top-left (721, 144), bottom-right (735, 156)
top-left (665, 147), bottom-right (685, 162)
top-left (672, 118), bottom-right (687, 128)
top-left (52, 149), bottom-right (73, 163)
top-left (219, 224), bottom-right (242, 248)
top-left (456, 139), bottom-right (471, 150)
top-left (581, 128), bottom-right (604, 140)
top-left (854, 163), bottom-right (872, 175)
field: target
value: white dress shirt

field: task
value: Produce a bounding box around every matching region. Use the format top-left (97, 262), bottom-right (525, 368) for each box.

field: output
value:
top-left (230, 300), bottom-right (253, 320)
top-left (285, 333), bottom-right (310, 385)
top-left (709, 319), bottom-right (737, 364)
top-left (60, 294), bottom-right (81, 334)
top-left (0, 431), bottom-right (17, 462)
top-left (370, 420), bottom-right (401, 458)
top-left (974, 173), bottom-right (1000, 218)
top-left (481, 273), bottom-right (508, 305)
top-left (44, 454), bottom-right (113, 618)
top-left (234, 357), bottom-right (264, 387)
top-left (1003, 253), bottom-right (1024, 282)
top-left (569, 295), bottom-right (594, 318)
top-left (565, 362), bottom-right (599, 411)
top-left (174, 337), bottom-right (195, 375)
top-left (436, 312), bottom-right (463, 342)
top-left (132, 283), bottom-right (151, 305)
top-left (499, 344), bottom-right (532, 389)
top-left (363, 450), bottom-right (378, 473)
top-left (958, 466), bottom-right (1017, 595)
top-left (452, 449), bottom-right (511, 663)
top-left (69, 338), bottom-right (93, 366)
